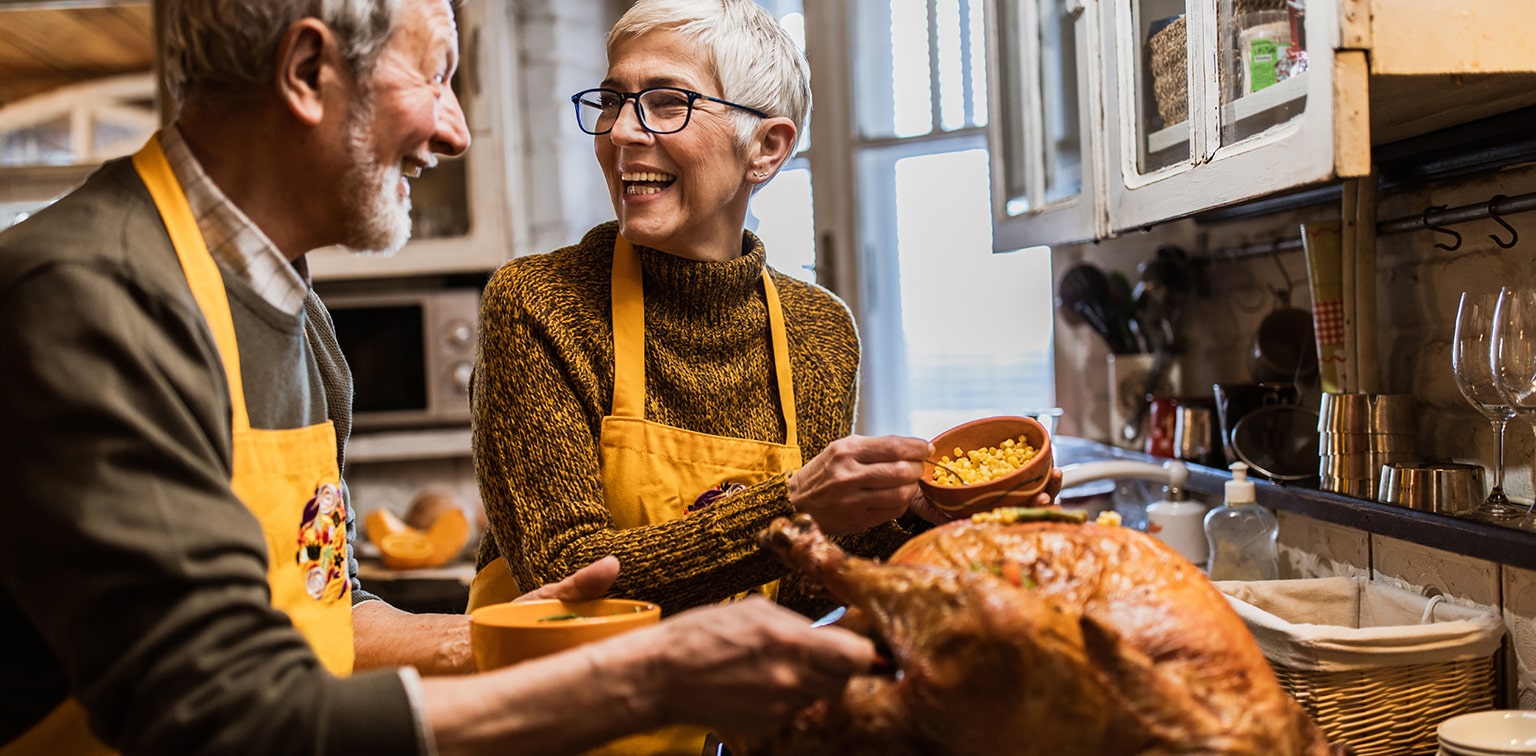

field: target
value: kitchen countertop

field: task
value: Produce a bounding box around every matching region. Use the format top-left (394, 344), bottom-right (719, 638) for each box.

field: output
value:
top-left (357, 559), bottom-right (473, 614)
top-left (1057, 436), bottom-right (1536, 573)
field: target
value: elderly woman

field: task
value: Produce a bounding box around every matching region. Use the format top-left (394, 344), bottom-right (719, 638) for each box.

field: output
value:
top-left (470, 0), bottom-right (1060, 619)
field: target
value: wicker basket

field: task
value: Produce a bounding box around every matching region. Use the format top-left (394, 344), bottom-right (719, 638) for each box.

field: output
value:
top-left (1218, 577), bottom-right (1505, 756)
top-left (1147, 17), bottom-right (1187, 130)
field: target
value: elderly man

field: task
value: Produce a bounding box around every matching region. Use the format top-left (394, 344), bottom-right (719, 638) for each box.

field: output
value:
top-left (0, 1), bottom-right (873, 754)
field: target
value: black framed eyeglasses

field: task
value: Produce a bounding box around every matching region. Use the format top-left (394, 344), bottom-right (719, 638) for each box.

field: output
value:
top-left (570, 87), bottom-right (770, 135)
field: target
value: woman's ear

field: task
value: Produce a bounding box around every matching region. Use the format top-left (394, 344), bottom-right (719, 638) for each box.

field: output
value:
top-left (275, 18), bottom-right (342, 126)
top-left (747, 117), bottom-right (798, 184)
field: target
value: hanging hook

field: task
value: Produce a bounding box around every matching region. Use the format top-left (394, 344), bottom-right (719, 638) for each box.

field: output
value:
top-left (1423, 205), bottom-right (1462, 251)
top-left (1488, 194), bottom-right (1518, 249)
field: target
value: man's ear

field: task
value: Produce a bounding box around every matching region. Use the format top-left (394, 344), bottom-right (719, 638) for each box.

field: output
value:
top-left (275, 18), bottom-right (339, 126)
top-left (746, 117), bottom-right (798, 183)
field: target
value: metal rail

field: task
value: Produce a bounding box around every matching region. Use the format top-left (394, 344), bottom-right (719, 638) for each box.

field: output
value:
top-left (1198, 189), bottom-right (1536, 262)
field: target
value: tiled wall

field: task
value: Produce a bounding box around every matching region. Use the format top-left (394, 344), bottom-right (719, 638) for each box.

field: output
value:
top-left (1054, 162), bottom-right (1536, 504)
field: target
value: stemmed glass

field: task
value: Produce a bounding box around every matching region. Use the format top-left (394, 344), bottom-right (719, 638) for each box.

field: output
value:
top-left (1490, 287), bottom-right (1536, 526)
top-left (1452, 291), bottom-right (1524, 521)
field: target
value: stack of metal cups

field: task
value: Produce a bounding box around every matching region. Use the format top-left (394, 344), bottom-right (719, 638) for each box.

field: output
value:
top-left (1318, 393), bottom-right (1416, 498)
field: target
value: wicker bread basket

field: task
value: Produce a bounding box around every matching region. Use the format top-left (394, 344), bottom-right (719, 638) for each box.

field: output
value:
top-left (1218, 577), bottom-right (1504, 756)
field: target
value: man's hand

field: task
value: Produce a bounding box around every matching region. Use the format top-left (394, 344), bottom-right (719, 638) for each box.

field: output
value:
top-left (514, 555), bottom-right (620, 603)
top-left (646, 598), bottom-right (874, 738)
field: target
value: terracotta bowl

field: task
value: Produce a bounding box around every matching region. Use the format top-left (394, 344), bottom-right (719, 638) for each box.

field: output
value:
top-left (919, 415), bottom-right (1054, 517)
top-left (470, 598), bottom-right (660, 671)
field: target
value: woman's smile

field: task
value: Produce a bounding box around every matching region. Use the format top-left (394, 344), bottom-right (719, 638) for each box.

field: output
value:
top-left (621, 169), bottom-right (676, 196)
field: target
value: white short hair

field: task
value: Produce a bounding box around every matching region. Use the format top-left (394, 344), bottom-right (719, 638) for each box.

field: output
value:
top-left (608, 0), bottom-right (811, 151)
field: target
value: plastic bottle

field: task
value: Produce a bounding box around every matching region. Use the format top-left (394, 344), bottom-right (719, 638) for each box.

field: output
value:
top-left (1203, 462), bottom-right (1278, 580)
top-left (1146, 485), bottom-right (1210, 566)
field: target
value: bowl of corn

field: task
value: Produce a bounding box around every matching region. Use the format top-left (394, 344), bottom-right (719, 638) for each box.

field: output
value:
top-left (919, 415), bottom-right (1053, 516)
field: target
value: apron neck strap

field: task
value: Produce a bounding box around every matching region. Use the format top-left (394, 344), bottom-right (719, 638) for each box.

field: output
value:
top-left (132, 137), bottom-right (251, 433)
top-left (610, 234), bottom-right (797, 447)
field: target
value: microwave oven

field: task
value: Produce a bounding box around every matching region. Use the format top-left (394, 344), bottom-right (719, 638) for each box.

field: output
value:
top-left (322, 287), bottom-right (479, 431)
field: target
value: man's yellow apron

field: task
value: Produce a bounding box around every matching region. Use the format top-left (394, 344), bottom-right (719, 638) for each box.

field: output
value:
top-left (1, 138), bottom-right (354, 755)
top-left (470, 234), bottom-right (801, 754)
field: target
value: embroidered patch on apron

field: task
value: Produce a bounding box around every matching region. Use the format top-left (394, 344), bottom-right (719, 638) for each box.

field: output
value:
top-left (295, 483), bottom-right (349, 601)
top-left (689, 481), bottom-right (748, 513)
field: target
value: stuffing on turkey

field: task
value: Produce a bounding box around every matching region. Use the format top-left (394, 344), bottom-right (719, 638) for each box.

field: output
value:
top-left (726, 511), bottom-right (1352, 756)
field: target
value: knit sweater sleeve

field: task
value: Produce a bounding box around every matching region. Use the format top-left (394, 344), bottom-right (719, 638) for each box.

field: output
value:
top-left (473, 225), bottom-right (908, 615)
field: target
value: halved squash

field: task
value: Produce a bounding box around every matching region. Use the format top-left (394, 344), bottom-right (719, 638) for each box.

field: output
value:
top-left (377, 531), bottom-right (436, 570)
top-left (371, 507), bottom-right (470, 570)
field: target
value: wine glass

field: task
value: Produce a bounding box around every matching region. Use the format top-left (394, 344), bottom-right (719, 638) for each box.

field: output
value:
top-left (1491, 287), bottom-right (1536, 526)
top-left (1451, 291), bottom-right (1523, 521)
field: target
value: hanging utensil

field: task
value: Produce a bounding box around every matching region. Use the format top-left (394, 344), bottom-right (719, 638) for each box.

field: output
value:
top-left (1057, 263), bottom-right (1133, 353)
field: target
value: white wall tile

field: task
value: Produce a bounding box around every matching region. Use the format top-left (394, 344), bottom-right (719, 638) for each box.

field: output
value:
top-left (1502, 566), bottom-right (1536, 710)
top-left (1276, 511), bottom-right (1370, 579)
top-left (1371, 534), bottom-right (1499, 608)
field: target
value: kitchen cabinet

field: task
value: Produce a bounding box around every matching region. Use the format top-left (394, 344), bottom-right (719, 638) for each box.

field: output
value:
top-left (988, 0), bottom-right (1536, 250)
top-left (307, 0), bottom-right (523, 281)
top-left (986, 0), bottom-right (1106, 249)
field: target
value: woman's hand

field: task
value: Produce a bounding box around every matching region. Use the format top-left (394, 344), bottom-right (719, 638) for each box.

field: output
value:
top-left (787, 435), bottom-right (930, 536)
top-left (514, 555), bottom-right (620, 603)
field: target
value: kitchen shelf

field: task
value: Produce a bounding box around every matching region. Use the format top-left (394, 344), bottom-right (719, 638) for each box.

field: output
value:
top-left (1056, 436), bottom-right (1536, 573)
top-left (347, 427), bottom-right (472, 463)
top-left (1182, 461), bottom-right (1536, 573)
top-left (1148, 73), bottom-right (1310, 154)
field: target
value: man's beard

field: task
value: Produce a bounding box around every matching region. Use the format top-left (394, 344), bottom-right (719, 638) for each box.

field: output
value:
top-left (337, 96), bottom-right (413, 256)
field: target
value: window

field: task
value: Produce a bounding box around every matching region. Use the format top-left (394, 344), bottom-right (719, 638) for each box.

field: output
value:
top-left (766, 1), bottom-right (1058, 438)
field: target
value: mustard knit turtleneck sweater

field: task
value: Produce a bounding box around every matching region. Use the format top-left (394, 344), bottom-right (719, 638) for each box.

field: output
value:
top-left (473, 221), bottom-right (910, 616)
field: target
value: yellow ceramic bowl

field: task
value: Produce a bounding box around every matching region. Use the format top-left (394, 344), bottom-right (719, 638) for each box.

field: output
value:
top-left (470, 598), bottom-right (661, 671)
top-left (919, 415), bottom-right (1054, 517)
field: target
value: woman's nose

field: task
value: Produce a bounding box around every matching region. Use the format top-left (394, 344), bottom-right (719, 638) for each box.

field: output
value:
top-left (606, 99), bottom-right (652, 144)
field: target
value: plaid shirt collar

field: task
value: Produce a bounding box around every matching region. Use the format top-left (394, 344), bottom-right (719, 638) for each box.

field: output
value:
top-left (158, 126), bottom-right (310, 316)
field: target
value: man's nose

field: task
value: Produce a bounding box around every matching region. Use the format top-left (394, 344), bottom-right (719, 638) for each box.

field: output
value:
top-left (433, 87), bottom-right (471, 157)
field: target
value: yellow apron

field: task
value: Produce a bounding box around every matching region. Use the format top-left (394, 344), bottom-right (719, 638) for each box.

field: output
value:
top-left (471, 234), bottom-right (801, 755)
top-left (1, 138), bottom-right (354, 755)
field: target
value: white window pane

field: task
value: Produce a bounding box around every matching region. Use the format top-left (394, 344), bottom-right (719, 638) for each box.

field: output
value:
top-left (890, 0), bottom-right (933, 138)
top-left (936, 0), bottom-right (966, 131)
top-left (892, 149), bottom-right (1054, 437)
top-left (748, 165), bottom-right (817, 285)
top-left (969, 0), bottom-right (989, 126)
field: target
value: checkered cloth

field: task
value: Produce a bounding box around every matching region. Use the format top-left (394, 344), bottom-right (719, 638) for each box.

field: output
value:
top-left (1312, 299), bottom-right (1345, 346)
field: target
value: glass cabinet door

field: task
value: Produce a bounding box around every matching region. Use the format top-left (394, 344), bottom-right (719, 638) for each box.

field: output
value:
top-left (1216, 0), bottom-right (1308, 148)
top-left (1135, 0), bottom-right (1191, 174)
top-left (986, 0), bottom-right (1100, 250)
top-left (1103, 0), bottom-right (1337, 234)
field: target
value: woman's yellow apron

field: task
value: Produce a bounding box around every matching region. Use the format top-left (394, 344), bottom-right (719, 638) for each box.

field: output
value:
top-left (470, 235), bottom-right (801, 754)
top-left (0, 138), bottom-right (354, 755)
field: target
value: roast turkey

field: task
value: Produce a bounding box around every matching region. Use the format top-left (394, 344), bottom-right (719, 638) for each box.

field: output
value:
top-left (729, 511), bottom-right (1352, 756)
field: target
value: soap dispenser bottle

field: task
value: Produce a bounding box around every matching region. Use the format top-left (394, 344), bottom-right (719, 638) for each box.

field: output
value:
top-left (1203, 462), bottom-right (1278, 580)
top-left (1146, 484), bottom-right (1209, 566)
